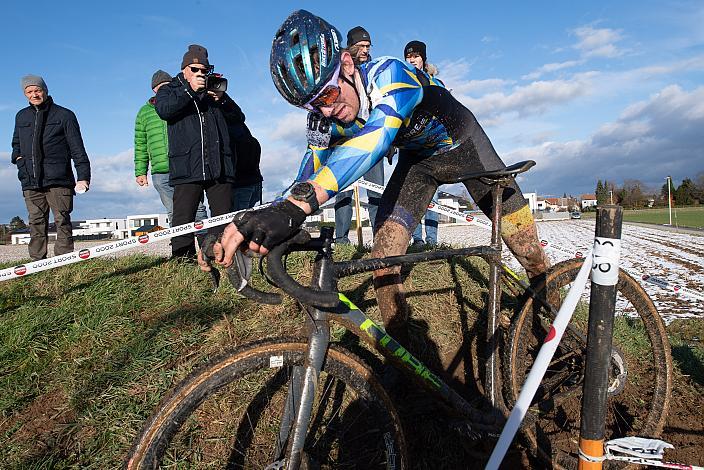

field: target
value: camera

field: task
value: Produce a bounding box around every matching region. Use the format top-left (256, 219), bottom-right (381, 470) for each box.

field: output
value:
top-left (206, 73), bottom-right (228, 93)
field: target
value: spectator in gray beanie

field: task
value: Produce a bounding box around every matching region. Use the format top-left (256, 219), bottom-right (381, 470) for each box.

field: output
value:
top-left (11, 74), bottom-right (91, 260)
top-left (150, 70), bottom-right (172, 90)
top-left (21, 75), bottom-right (48, 93)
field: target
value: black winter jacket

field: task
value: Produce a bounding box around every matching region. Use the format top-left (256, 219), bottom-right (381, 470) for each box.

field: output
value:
top-left (155, 73), bottom-right (239, 185)
top-left (11, 97), bottom-right (91, 191)
top-left (224, 109), bottom-right (262, 188)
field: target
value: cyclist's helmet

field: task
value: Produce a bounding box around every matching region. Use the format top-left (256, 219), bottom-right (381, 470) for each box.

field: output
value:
top-left (270, 10), bottom-right (343, 107)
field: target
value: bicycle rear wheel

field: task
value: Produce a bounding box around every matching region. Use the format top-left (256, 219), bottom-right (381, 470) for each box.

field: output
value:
top-left (126, 338), bottom-right (407, 469)
top-left (505, 258), bottom-right (672, 469)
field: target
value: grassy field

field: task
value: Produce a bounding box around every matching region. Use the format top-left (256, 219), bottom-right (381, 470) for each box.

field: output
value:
top-left (582, 206), bottom-right (704, 228)
top-left (0, 250), bottom-right (702, 468)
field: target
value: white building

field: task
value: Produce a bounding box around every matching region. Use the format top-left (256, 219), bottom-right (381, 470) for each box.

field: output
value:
top-left (76, 218), bottom-right (127, 239)
top-left (581, 194), bottom-right (598, 210)
top-left (10, 232), bottom-right (31, 244)
top-left (523, 192), bottom-right (538, 213)
top-left (11, 213), bottom-right (168, 244)
top-left (118, 213), bottom-right (170, 238)
top-left (305, 201), bottom-right (370, 225)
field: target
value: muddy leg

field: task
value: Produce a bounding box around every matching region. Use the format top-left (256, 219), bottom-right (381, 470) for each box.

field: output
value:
top-left (500, 205), bottom-right (559, 309)
top-left (500, 205), bottom-right (551, 279)
top-left (372, 220), bottom-right (414, 347)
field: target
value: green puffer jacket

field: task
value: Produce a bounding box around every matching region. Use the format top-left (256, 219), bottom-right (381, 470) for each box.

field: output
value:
top-left (134, 98), bottom-right (169, 176)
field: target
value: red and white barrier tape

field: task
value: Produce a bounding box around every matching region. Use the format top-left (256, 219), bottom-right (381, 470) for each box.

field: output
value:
top-left (357, 180), bottom-right (704, 303)
top-left (0, 207), bottom-right (268, 282)
top-left (4, 178), bottom-right (704, 303)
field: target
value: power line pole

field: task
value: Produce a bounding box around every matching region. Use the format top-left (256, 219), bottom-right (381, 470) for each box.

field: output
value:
top-left (666, 176), bottom-right (672, 225)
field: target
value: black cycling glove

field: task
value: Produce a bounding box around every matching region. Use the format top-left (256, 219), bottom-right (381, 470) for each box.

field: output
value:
top-left (234, 200), bottom-right (307, 249)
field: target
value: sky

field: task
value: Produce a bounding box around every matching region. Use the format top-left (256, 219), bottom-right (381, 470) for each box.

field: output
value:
top-left (1, 0), bottom-right (703, 222)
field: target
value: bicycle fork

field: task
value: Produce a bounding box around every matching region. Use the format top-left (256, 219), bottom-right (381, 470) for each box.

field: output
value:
top-left (273, 231), bottom-right (336, 470)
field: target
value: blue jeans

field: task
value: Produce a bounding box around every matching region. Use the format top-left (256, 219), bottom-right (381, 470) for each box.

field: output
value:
top-left (232, 182), bottom-right (262, 211)
top-left (151, 172), bottom-right (208, 227)
top-left (412, 192), bottom-right (439, 244)
top-left (334, 160), bottom-right (384, 244)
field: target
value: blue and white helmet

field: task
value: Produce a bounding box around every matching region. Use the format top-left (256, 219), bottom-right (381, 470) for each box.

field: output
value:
top-left (270, 10), bottom-right (343, 107)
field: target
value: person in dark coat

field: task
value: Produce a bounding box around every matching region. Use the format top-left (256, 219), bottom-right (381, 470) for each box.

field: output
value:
top-left (227, 114), bottom-right (263, 211)
top-left (11, 75), bottom-right (91, 260)
top-left (155, 44), bottom-right (242, 258)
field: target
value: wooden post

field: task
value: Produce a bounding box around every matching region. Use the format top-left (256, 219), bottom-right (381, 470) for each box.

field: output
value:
top-left (578, 205), bottom-right (623, 469)
top-left (353, 184), bottom-right (364, 248)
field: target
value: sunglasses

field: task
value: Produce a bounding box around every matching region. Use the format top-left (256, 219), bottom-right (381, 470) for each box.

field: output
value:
top-left (189, 66), bottom-right (212, 74)
top-left (302, 64), bottom-right (341, 112)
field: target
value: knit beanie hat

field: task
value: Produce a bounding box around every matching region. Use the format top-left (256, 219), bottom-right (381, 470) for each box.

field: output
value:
top-left (151, 70), bottom-right (172, 89)
top-left (180, 44), bottom-right (210, 70)
top-left (21, 74), bottom-right (48, 93)
top-left (404, 40), bottom-right (427, 63)
top-left (347, 26), bottom-right (371, 47)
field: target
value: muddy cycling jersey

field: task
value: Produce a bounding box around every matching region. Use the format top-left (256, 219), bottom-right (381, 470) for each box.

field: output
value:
top-left (291, 55), bottom-right (545, 282)
top-left (294, 55), bottom-right (495, 198)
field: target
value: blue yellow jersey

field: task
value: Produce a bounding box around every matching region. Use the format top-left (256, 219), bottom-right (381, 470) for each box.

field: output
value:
top-left (294, 56), bottom-right (463, 198)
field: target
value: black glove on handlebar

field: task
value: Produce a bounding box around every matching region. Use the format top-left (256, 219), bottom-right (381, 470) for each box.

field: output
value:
top-left (234, 200), bottom-right (307, 249)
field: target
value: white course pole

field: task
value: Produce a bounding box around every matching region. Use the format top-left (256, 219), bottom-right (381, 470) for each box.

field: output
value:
top-left (485, 253), bottom-right (593, 470)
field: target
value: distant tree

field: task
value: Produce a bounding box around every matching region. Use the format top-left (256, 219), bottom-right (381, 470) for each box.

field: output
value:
top-left (9, 216), bottom-right (27, 230)
top-left (596, 180), bottom-right (607, 205)
top-left (615, 186), bottom-right (626, 205)
top-left (693, 172), bottom-right (704, 203)
top-left (676, 178), bottom-right (695, 205)
top-left (661, 178), bottom-right (676, 205)
top-left (621, 179), bottom-right (646, 209)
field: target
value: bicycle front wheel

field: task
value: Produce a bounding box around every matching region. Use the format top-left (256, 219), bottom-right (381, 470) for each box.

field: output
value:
top-left (505, 258), bottom-right (672, 469)
top-left (127, 338), bottom-right (407, 469)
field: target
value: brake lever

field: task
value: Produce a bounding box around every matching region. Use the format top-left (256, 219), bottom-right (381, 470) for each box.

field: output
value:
top-left (199, 233), bottom-right (221, 292)
top-left (229, 250), bottom-right (254, 291)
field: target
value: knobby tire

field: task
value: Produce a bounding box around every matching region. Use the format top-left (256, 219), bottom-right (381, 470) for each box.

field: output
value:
top-left (126, 337), bottom-right (407, 469)
top-left (505, 258), bottom-right (672, 469)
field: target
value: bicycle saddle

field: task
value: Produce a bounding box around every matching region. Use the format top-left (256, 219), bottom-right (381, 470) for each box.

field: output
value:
top-left (451, 160), bottom-right (536, 183)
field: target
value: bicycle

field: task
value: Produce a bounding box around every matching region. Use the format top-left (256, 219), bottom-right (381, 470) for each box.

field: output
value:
top-left (126, 160), bottom-right (672, 469)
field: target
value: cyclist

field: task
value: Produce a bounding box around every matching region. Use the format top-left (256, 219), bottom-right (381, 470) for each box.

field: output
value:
top-left (208, 10), bottom-right (550, 342)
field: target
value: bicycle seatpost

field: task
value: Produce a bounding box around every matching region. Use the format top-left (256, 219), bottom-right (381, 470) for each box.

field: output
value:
top-left (486, 181), bottom-right (507, 410)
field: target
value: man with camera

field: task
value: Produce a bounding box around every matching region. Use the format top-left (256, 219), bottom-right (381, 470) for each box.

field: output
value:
top-left (155, 44), bottom-right (243, 258)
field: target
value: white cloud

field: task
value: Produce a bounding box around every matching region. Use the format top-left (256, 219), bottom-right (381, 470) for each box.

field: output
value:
top-left (522, 24), bottom-right (627, 80)
top-left (455, 73), bottom-right (596, 125)
top-left (441, 49), bottom-right (704, 129)
top-left (267, 111), bottom-right (307, 141)
top-left (522, 60), bottom-right (583, 80)
top-left (572, 25), bottom-right (625, 59)
top-left (249, 112), bottom-right (315, 201)
top-left (506, 85), bottom-right (704, 195)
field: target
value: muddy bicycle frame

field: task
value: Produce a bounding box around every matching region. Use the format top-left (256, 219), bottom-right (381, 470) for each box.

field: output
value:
top-left (264, 168), bottom-right (528, 469)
